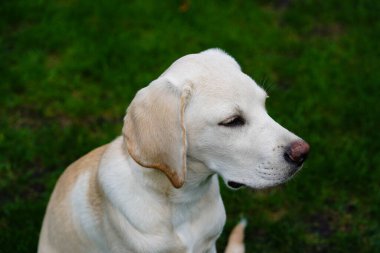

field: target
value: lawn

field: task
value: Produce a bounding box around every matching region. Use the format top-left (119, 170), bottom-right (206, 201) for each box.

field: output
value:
top-left (1, 0), bottom-right (379, 252)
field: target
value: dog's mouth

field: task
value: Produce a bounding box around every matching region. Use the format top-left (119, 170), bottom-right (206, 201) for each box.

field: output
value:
top-left (227, 181), bottom-right (246, 189)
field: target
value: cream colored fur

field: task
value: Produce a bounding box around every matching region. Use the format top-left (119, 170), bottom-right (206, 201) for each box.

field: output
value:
top-left (38, 49), bottom-right (305, 253)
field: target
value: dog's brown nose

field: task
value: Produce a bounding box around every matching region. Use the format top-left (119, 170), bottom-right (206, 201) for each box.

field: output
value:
top-left (284, 140), bottom-right (310, 166)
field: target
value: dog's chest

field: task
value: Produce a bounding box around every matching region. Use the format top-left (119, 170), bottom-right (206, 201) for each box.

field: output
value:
top-left (103, 182), bottom-right (226, 253)
top-left (171, 186), bottom-right (226, 252)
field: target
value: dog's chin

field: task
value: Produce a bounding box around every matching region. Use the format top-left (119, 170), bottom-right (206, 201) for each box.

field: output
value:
top-left (222, 164), bottom-right (303, 190)
top-left (224, 174), bottom-right (294, 190)
top-left (225, 179), bottom-right (282, 190)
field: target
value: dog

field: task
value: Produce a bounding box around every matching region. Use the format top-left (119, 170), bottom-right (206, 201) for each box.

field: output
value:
top-left (38, 49), bottom-right (309, 253)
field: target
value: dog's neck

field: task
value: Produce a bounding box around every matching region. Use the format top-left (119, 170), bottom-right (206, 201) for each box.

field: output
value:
top-left (126, 151), bottom-right (215, 204)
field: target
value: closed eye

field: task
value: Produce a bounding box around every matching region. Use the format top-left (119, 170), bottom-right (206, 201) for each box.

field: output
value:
top-left (218, 115), bottom-right (246, 127)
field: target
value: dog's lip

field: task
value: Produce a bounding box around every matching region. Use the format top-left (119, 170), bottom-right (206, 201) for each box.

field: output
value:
top-left (227, 181), bottom-right (246, 189)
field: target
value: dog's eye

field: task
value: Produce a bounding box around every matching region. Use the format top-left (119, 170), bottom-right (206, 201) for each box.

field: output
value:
top-left (218, 115), bottom-right (246, 127)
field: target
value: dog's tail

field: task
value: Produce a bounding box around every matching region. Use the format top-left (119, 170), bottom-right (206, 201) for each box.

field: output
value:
top-left (224, 218), bottom-right (247, 253)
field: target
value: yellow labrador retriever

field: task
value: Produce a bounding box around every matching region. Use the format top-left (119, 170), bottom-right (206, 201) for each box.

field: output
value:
top-left (38, 49), bottom-right (309, 253)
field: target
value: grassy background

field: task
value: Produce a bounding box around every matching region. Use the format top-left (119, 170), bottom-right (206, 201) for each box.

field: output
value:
top-left (1, 0), bottom-right (379, 252)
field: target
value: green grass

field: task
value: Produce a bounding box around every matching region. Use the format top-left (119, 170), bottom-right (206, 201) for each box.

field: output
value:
top-left (1, 0), bottom-right (379, 252)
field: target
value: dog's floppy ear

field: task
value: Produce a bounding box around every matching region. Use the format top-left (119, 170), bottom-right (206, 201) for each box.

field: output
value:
top-left (123, 79), bottom-right (192, 188)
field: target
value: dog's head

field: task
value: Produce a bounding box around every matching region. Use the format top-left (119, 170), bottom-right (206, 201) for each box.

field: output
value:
top-left (123, 49), bottom-right (309, 189)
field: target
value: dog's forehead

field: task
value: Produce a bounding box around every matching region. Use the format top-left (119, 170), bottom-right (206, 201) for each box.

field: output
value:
top-left (199, 71), bottom-right (264, 99)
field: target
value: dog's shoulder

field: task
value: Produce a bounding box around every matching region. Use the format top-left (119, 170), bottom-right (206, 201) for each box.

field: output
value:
top-left (50, 143), bottom-right (108, 206)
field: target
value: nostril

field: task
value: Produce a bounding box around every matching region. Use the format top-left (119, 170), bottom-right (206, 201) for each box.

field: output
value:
top-left (284, 140), bottom-right (310, 166)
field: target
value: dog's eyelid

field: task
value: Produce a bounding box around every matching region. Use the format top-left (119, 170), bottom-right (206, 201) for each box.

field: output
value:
top-left (218, 115), bottom-right (246, 127)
